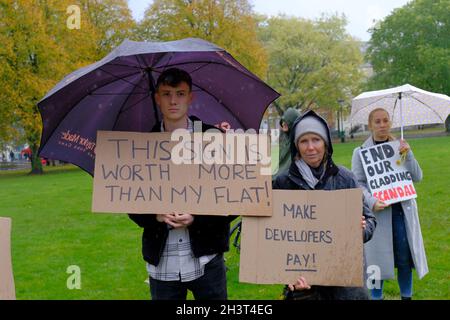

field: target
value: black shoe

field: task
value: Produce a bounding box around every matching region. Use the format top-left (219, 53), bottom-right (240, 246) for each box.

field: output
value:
top-left (401, 296), bottom-right (412, 300)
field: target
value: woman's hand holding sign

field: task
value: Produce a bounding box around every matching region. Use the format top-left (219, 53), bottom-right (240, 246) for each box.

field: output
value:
top-left (288, 276), bottom-right (311, 292)
top-left (361, 216), bottom-right (366, 230)
top-left (373, 199), bottom-right (389, 212)
top-left (399, 139), bottom-right (411, 155)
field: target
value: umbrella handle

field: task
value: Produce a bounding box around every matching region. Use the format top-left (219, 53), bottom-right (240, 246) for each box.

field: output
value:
top-left (147, 69), bottom-right (160, 124)
top-left (399, 92), bottom-right (403, 140)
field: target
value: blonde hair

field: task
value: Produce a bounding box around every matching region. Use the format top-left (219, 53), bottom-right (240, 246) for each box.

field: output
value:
top-left (368, 108), bottom-right (396, 141)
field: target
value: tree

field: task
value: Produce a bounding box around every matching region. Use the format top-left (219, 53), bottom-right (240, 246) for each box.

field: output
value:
top-left (80, 0), bottom-right (136, 56)
top-left (0, 61), bottom-right (16, 145)
top-left (0, 0), bottom-right (100, 173)
top-left (366, 0), bottom-right (450, 95)
top-left (0, 1), bottom-right (137, 174)
top-left (258, 14), bottom-right (363, 115)
top-left (135, 0), bottom-right (267, 78)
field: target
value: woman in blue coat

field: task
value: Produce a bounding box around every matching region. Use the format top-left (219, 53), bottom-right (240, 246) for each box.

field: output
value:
top-left (273, 110), bottom-right (376, 300)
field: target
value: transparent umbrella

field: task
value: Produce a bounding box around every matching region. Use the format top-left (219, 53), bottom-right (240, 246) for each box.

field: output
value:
top-left (351, 84), bottom-right (450, 139)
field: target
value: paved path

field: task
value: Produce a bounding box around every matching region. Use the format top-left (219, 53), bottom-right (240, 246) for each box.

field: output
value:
top-left (0, 160), bottom-right (31, 171)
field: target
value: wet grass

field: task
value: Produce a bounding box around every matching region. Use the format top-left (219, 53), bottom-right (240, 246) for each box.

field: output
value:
top-left (0, 136), bottom-right (448, 299)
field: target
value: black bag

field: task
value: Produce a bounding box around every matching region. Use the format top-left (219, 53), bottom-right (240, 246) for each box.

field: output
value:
top-left (282, 285), bottom-right (320, 300)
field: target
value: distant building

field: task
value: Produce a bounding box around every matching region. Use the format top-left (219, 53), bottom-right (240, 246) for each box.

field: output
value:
top-left (261, 42), bottom-right (374, 138)
top-left (359, 41), bottom-right (374, 78)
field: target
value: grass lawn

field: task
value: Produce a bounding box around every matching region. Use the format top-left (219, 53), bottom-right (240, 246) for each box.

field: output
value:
top-left (0, 136), bottom-right (448, 300)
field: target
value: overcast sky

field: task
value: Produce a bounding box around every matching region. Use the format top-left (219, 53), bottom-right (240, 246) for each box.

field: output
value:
top-left (128, 0), bottom-right (411, 41)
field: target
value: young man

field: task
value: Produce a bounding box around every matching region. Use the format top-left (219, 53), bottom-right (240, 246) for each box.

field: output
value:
top-left (128, 68), bottom-right (234, 300)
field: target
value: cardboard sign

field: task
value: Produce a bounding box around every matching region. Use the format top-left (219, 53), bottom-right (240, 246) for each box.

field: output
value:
top-left (239, 189), bottom-right (363, 287)
top-left (358, 140), bottom-right (417, 205)
top-left (92, 131), bottom-right (272, 216)
top-left (0, 217), bottom-right (15, 300)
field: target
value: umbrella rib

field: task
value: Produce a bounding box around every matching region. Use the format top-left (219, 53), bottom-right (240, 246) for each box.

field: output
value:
top-left (135, 54), bottom-right (161, 123)
top-left (391, 98), bottom-right (399, 123)
top-left (107, 63), bottom-right (142, 69)
top-left (39, 67), bottom-right (144, 105)
top-left (186, 61), bottom-right (212, 76)
top-left (91, 92), bottom-right (148, 95)
top-left (140, 52), bottom-right (179, 74)
top-left (409, 95), bottom-right (446, 122)
top-left (84, 70), bottom-right (143, 98)
top-left (111, 76), bottom-right (148, 131)
top-left (39, 89), bottom-right (102, 150)
top-left (134, 55), bottom-right (271, 93)
top-left (39, 85), bottom-right (101, 153)
top-left (134, 55), bottom-right (146, 70)
top-left (160, 53), bottom-right (174, 71)
top-left (351, 95), bottom-right (392, 119)
top-left (98, 67), bottom-right (147, 91)
top-left (38, 72), bottom-right (144, 149)
top-left (192, 81), bottom-right (245, 128)
top-left (137, 55), bottom-right (278, 97)
top-left (117, 94), bottom-right (151, 115)
top-left (55, 69), bottom-right (145, 102)
top-left (155, 60), bottom-right (269, 87)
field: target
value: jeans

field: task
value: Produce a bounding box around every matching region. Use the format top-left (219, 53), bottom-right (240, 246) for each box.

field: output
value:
top-left (371, 209), bottom-right (413, 300)
top-left (149, 254), bottom-right (227, 300)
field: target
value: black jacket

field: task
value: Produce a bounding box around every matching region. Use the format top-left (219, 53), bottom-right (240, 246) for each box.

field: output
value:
top-left (273, 110), bottom-right (376, 300)
top-left (128, 116), bottom-right (236, 266)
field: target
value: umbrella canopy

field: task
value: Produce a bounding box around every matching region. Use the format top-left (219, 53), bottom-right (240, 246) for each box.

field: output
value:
top-left (20, 147), bottom-right (32, 156)
top-left (38, 38), bottom-right (280, 175)
top-left (351, 84), bottom-right (450, 137)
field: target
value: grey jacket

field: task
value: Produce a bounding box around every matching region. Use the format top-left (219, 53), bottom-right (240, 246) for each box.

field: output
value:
top-left (351, 136), bottom-right (428, 279)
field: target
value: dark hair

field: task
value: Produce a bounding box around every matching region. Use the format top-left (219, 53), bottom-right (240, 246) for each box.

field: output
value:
top-left (155, 68), bottom-right (192, 92)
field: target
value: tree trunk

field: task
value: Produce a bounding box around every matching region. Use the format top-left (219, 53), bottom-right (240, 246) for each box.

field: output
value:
top-left (273, 101), bottom-right (284, 117)
top-left (29, 143), bottom-right (43, 175)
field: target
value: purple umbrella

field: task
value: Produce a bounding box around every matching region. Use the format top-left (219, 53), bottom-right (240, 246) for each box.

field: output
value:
top-left (38, 38), bottom-right (280, 175)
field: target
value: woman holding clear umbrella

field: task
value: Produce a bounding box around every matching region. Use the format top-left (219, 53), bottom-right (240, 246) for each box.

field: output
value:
top-left (351, 107), bottom-right (428, 300)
